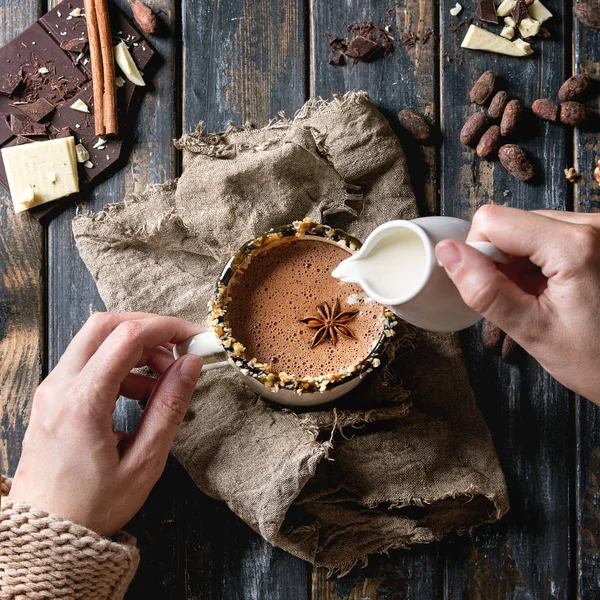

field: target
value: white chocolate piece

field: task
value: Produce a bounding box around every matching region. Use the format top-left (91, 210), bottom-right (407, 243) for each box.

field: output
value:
top-left (528, 0), bottom-right (552, 22)
top-left (70, 98), bottom-right (90, 113)
top-left (519, 17), bottom-right (541, 37)
top-left (83, 160), bottom-right (94, 169)
top-left (500, 25), bottom-right (515, 39)
top-left (75, 143), bottom-right (89, 163)
top-left (69, 7), bottom-right (82, 17)
top-left (38, 66), bottom-right (49, 74)
top-left (513, 38), bottom-right (534, 54)
top-left (114, 41), bottom-right (145, 86)
top-left (461, 24), bottom-right (533, 56)
top-left (2, 137), bottom-right (79, 213)
top-left (450, 3), bottom-right (463, 16)
top-left (92, 137), bottom-right (107, 149)
top-left (496, 0), bottom-right (516, 16)
top-left (115, 76), bottom-right (126, 87)
top-left (504, 16), bottom-right (516, 27)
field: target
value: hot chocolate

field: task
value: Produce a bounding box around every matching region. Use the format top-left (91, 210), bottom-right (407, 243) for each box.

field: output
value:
top-left (226, 237), bottom-right (384, 379)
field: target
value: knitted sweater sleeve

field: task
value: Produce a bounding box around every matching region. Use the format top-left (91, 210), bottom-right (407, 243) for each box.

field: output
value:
top-left (1, 477), bottom-right (140, 600)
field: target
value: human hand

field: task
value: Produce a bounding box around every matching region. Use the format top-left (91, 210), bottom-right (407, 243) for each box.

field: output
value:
top-left (8, 313), bottom-right (204, 536)
top-left (435, 205), bottom-right (600, 405)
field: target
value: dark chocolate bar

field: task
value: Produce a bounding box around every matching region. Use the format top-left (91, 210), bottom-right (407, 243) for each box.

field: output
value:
top-left (0, 0), bottom-right (158, 221)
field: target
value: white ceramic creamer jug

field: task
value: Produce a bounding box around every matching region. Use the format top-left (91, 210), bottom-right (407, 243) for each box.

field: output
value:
top-left (331, 216), bottom-right (509, 332)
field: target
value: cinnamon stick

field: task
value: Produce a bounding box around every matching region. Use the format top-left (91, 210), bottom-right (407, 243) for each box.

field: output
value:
top-left (95, 0), bottom-right (118, 135)
top-left (84, 0), bottom-right (105, 136)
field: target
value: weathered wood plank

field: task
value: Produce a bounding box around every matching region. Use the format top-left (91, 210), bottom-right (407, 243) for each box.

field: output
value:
top-left (45, 0), bottom-right (180, 597)
top-left (440, 0), bottom-right (573, 597)
top-left (310, 0), bottom-right (441, 597)
top-left (573, 4), bottom-right (600, 597)
top-left (180, 0), bottom-right (312, 598)
top-left (0, 0), bottom-right (44, 477)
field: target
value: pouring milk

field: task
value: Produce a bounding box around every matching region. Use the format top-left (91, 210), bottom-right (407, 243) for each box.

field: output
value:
top-left (331, 217), bottom-right (509, 333)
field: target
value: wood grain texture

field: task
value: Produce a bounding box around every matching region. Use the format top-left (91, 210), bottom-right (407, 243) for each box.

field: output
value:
top-left (440, 1), bottom-right (573, 598)
top-left (309, 1), bottom-right (442, 598)
top-left (573, 3), bottom-right (600, 598)
top-left (180, 1), bottom-right (311, 598)
top-left (0, 0), bottom-right (44, 477)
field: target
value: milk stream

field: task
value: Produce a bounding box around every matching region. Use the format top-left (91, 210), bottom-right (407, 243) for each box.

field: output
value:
top-left (332, 228), bottom-right (427, 300)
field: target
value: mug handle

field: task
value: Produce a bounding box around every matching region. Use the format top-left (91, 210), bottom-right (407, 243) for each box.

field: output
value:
top-left (173, 332), bottom-right (230, 371)
top-left (436, 241), bottom-right (509, 266)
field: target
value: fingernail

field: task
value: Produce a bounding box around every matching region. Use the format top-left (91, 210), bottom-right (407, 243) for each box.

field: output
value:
top-left (179, 355), bottom-right (203, 382)
top-left (435, 241), bottom-right (462, 274)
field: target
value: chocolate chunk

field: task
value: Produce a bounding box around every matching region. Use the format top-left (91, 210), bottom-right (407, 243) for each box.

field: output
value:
top-left (15, 97), bottom-right (55, 122)
top-left (0, 72), bottom-right (22, 96)
top-left (511, 0), bottom-right (529, 25)
top-left (476, 0), bottom-right (499, 24)
top-left (7, 113), bottom-right (47, 136)
top-left (345, 35), bottom-right (381, 60)
top-left (53, 126), bottom-right (75, 139)
top-left (328, 52), bottom-right (345, 66)
top-left (60, 38), bottom-right (89, 53)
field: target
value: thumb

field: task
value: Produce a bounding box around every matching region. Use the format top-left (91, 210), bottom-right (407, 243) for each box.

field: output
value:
top-left (435, 239), bottom-right (540, 336)
top-left (125, 354), bottom-right (203, 468)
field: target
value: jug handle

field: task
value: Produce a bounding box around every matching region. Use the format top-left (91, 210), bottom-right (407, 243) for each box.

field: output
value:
top-left (436, 241), bottom-right (509, 267)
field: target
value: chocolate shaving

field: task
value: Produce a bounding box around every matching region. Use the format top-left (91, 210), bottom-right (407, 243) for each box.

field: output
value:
top-left (15, 98), bottom-right (55, 122)
top-left (60, 37), bottom-right (89, 53)
top-left (328, 52), bottom-right (345, 66)
top-left (7, 113), bottom-right (47, 136)
top-left (511, 0), bottom-right (529, 25)
top-left (476, 0), bottom-right (499, 24)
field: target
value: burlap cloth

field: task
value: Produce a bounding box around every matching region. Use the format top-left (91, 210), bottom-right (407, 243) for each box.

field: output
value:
top-left (72, 91), bottom-right (509, 575)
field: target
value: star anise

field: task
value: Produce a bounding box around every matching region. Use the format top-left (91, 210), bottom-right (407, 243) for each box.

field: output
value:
top-left (299, 299), bottom-right (359, 348)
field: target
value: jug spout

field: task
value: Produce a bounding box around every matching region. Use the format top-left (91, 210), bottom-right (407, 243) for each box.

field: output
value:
top-left (331, 255), bottom-right (360, 283)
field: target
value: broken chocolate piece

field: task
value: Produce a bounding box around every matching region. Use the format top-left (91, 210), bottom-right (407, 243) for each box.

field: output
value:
top-left (60, 38), bottom-right (89, 53)
top-left (345, 36), bottom-right (381, 60)
top-left (511, 0), bottom-right (529, 25)
top-left (328, 53), bottom-right (345, 66)
top-left (476, 0), bottom-right (499, 24)
top-left (0, 72), bottom-right (22, 96)
top-left (8, 113), bottom-right (47, 136)
top-left (54, 126), bottom-right (75, 139)
top-left (15, 97), bottom-right (55, 122)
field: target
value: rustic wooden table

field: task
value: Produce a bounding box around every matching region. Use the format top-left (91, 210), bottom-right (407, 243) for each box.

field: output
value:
top-left (1, 0), bottom-right (599, 598)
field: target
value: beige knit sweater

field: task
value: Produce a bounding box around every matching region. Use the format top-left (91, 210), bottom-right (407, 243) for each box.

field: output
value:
top-left (1, 477), bottom-right (139, 599)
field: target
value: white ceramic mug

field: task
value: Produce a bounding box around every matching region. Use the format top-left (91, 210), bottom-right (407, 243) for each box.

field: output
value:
top-left (174, 221), bottom-right (396, 407)
top-left (332, 216), bottom-right (509, 332)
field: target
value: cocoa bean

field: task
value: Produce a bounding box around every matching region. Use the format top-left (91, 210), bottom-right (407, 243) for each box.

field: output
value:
top-left (532, 98), bottom-right (559, 122)
top-left (460, 112), bottom-right (488, 146)
top-left (469, 70), bottom-right (496, 105)
top-left (476, 125), bottom-right (501, 158)
top-left (487, 91), bottom-right (509, 119)
top-left (559, 101), bottom-right (589, 126)
top-left (558, 74), bottom-right (591, 102)
top-left (573, 4), bottom-right (600, 30)
top-left (128, 0), bottom-right (159, 34)
top-left (500, 99), bottom-right (523, 136)
top-left (482, 319), bottom-right (505, 349)
top-left (498, 144), bottom-right (534, 181)
top-left (397, 109), bottom-right (433, 144)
